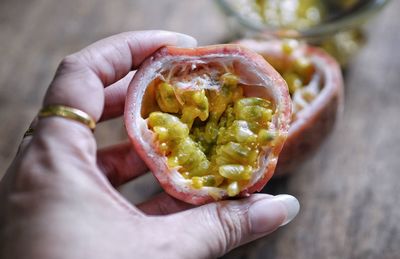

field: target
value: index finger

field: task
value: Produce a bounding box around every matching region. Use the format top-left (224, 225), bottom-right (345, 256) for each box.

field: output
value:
top-left (44, 30), bottom-right (197, 121)
top-left (25, 31), bottom-right (197, 179)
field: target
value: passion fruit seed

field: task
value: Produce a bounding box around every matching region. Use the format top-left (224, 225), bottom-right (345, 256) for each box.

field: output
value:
top-left (217, 120), bottom-right (257, 145)
top-left (208, 73), bottom-right (242, 121)
top-left (258, 129), bottom-right (277, 146)
top-left (293, 57), bottom-right (315, 84)
top-left (147, 71), bottom-right (276, 196)
top-left (282, 39), bottom-right (299, 55)
top-left (254, 0), bottom-right (324, 29)
top-left (283, 72), bottom-right (303, 95)
top-left (215, 142), bottom-right (259, 166)
top-left (227, 181), bottom-right (240, 197)
top-left (180, 89), bottom-right (209, 129)
top-left (155, 82), bottom-right (181, 113)
top-left (148, 112), bottom-right (189, 141)
top-left (234, 97), bottom-right (273, 132)
top-left (192, 175), bottom-right (224, 189)
top-left (219, 164), bottom-right (252, 181)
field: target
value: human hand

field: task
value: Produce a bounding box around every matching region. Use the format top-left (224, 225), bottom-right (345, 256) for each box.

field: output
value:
top-left (0, 31), bottom-right (299, 259)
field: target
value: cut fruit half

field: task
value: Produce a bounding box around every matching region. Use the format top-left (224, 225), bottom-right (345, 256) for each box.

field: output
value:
top-left (236, 39), bottom-right (344, 176)
top-left (125, 45), bottom-right (291, 204)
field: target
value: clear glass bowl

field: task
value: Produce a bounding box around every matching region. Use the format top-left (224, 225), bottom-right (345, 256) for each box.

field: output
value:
top-left (217, 0), bottom-right (390, 38)
top-left (216, 0), bottom-right (391, 65)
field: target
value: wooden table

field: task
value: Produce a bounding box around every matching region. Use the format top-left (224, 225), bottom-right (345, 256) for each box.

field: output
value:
top-left (1, 0), bottom-right (399, 258)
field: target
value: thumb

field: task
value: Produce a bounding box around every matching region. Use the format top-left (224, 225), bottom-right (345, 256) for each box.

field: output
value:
top-left (169, 194), bottom-right (299, 258)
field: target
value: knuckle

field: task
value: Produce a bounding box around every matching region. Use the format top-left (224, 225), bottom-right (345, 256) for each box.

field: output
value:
top-left (58, 54), bottom-right (85, 74)
top-left (51, 54), bottom-right (92, 90)
top-left (209, 202), bottom-right (250, 253)
top-left (46, 53), bottom-right (102, 119)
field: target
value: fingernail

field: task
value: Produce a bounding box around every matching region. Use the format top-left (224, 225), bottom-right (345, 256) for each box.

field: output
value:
top-left (249, 195), bottom-right (300, 234)
top-left (175, 33), bottom-right (198, 48)
top-left (274, 195), bottom-right (300, 226)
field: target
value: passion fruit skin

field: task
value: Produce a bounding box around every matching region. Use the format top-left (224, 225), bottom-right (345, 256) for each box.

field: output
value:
top-left (125, 44), bottom-right (291, 204)
top-left (236, 39), bottom-right (344, 176)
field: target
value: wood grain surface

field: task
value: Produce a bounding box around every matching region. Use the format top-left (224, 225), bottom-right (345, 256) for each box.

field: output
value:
top-left (1, 0), bottom-right (399, 258)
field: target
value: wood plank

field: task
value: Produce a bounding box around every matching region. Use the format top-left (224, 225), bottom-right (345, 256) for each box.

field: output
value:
top-left (0, 0), bottom-right (399, 258)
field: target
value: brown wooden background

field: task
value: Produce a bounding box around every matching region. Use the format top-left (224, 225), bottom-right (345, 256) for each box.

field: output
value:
top-left (1, 0), bottom-right (399, 258)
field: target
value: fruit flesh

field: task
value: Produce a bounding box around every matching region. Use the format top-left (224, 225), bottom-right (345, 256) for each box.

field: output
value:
top-left (252, 0), bottom-right (361, 29)
top-left (255, 0), bottom-right (325, 29)
top-left (144, 65), bottom-right (276, 197)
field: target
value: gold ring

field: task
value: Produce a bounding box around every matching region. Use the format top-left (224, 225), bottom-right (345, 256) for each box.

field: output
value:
top-left (23, 127), bottom-right (35, 138)
top-left (38, 105), bottom-right (96, 130)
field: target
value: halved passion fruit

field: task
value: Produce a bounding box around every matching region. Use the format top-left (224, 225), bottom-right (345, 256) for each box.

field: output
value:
top-left (236, 39), bottom-right (344, 176)
top-left (125, 45), bottom-right (291, 205)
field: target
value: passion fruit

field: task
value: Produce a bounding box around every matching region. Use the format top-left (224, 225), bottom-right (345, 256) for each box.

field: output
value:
top-left (236, 39), bottom-right (344, 176)
top-left (124, 45), bottom-right (291, 204)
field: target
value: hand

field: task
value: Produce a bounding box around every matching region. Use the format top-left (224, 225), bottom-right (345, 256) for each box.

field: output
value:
top-left (0, 31), bottom-right (299, 259)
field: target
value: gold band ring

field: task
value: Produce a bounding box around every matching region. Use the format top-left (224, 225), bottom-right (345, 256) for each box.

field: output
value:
top-left (23, 127), bottom-right (35, 138)
top-left (38, 105), bottom-right (96, 130)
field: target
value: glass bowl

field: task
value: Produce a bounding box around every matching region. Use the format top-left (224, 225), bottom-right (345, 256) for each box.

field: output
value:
top-left (216, 0), bottom-right (391, 65)
top-left (217, 0), bottom-right (390, 38)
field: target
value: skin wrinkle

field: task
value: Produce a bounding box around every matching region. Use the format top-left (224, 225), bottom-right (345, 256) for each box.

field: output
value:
top-left (80, 46), bottom-right (118, 87)
top-left (112, 39), bottom-right (133, 80)
top-left (181, 195), bottom-right (273, 257)
top-left (129, 33), bottom-right (148, 68)
top-left (53, 55), bottom-right (88, 79)
top-left (204, 203), bottom-right (230, 256)
top-left (88, 50), bottom-right (115, 87)
top-left (177, 204), bottom-right (232, 258)
top-left (214, 202), bottom-right (249, 255)
top-left (75, 38), bottom-right (130, 87)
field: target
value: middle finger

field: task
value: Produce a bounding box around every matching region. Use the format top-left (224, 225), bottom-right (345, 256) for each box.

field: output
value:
top-left (97, 141), bottom-right (148, 186)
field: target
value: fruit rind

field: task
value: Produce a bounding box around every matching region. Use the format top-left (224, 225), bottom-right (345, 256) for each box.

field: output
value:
top-left (125, 44), bottom-right (291, 204)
